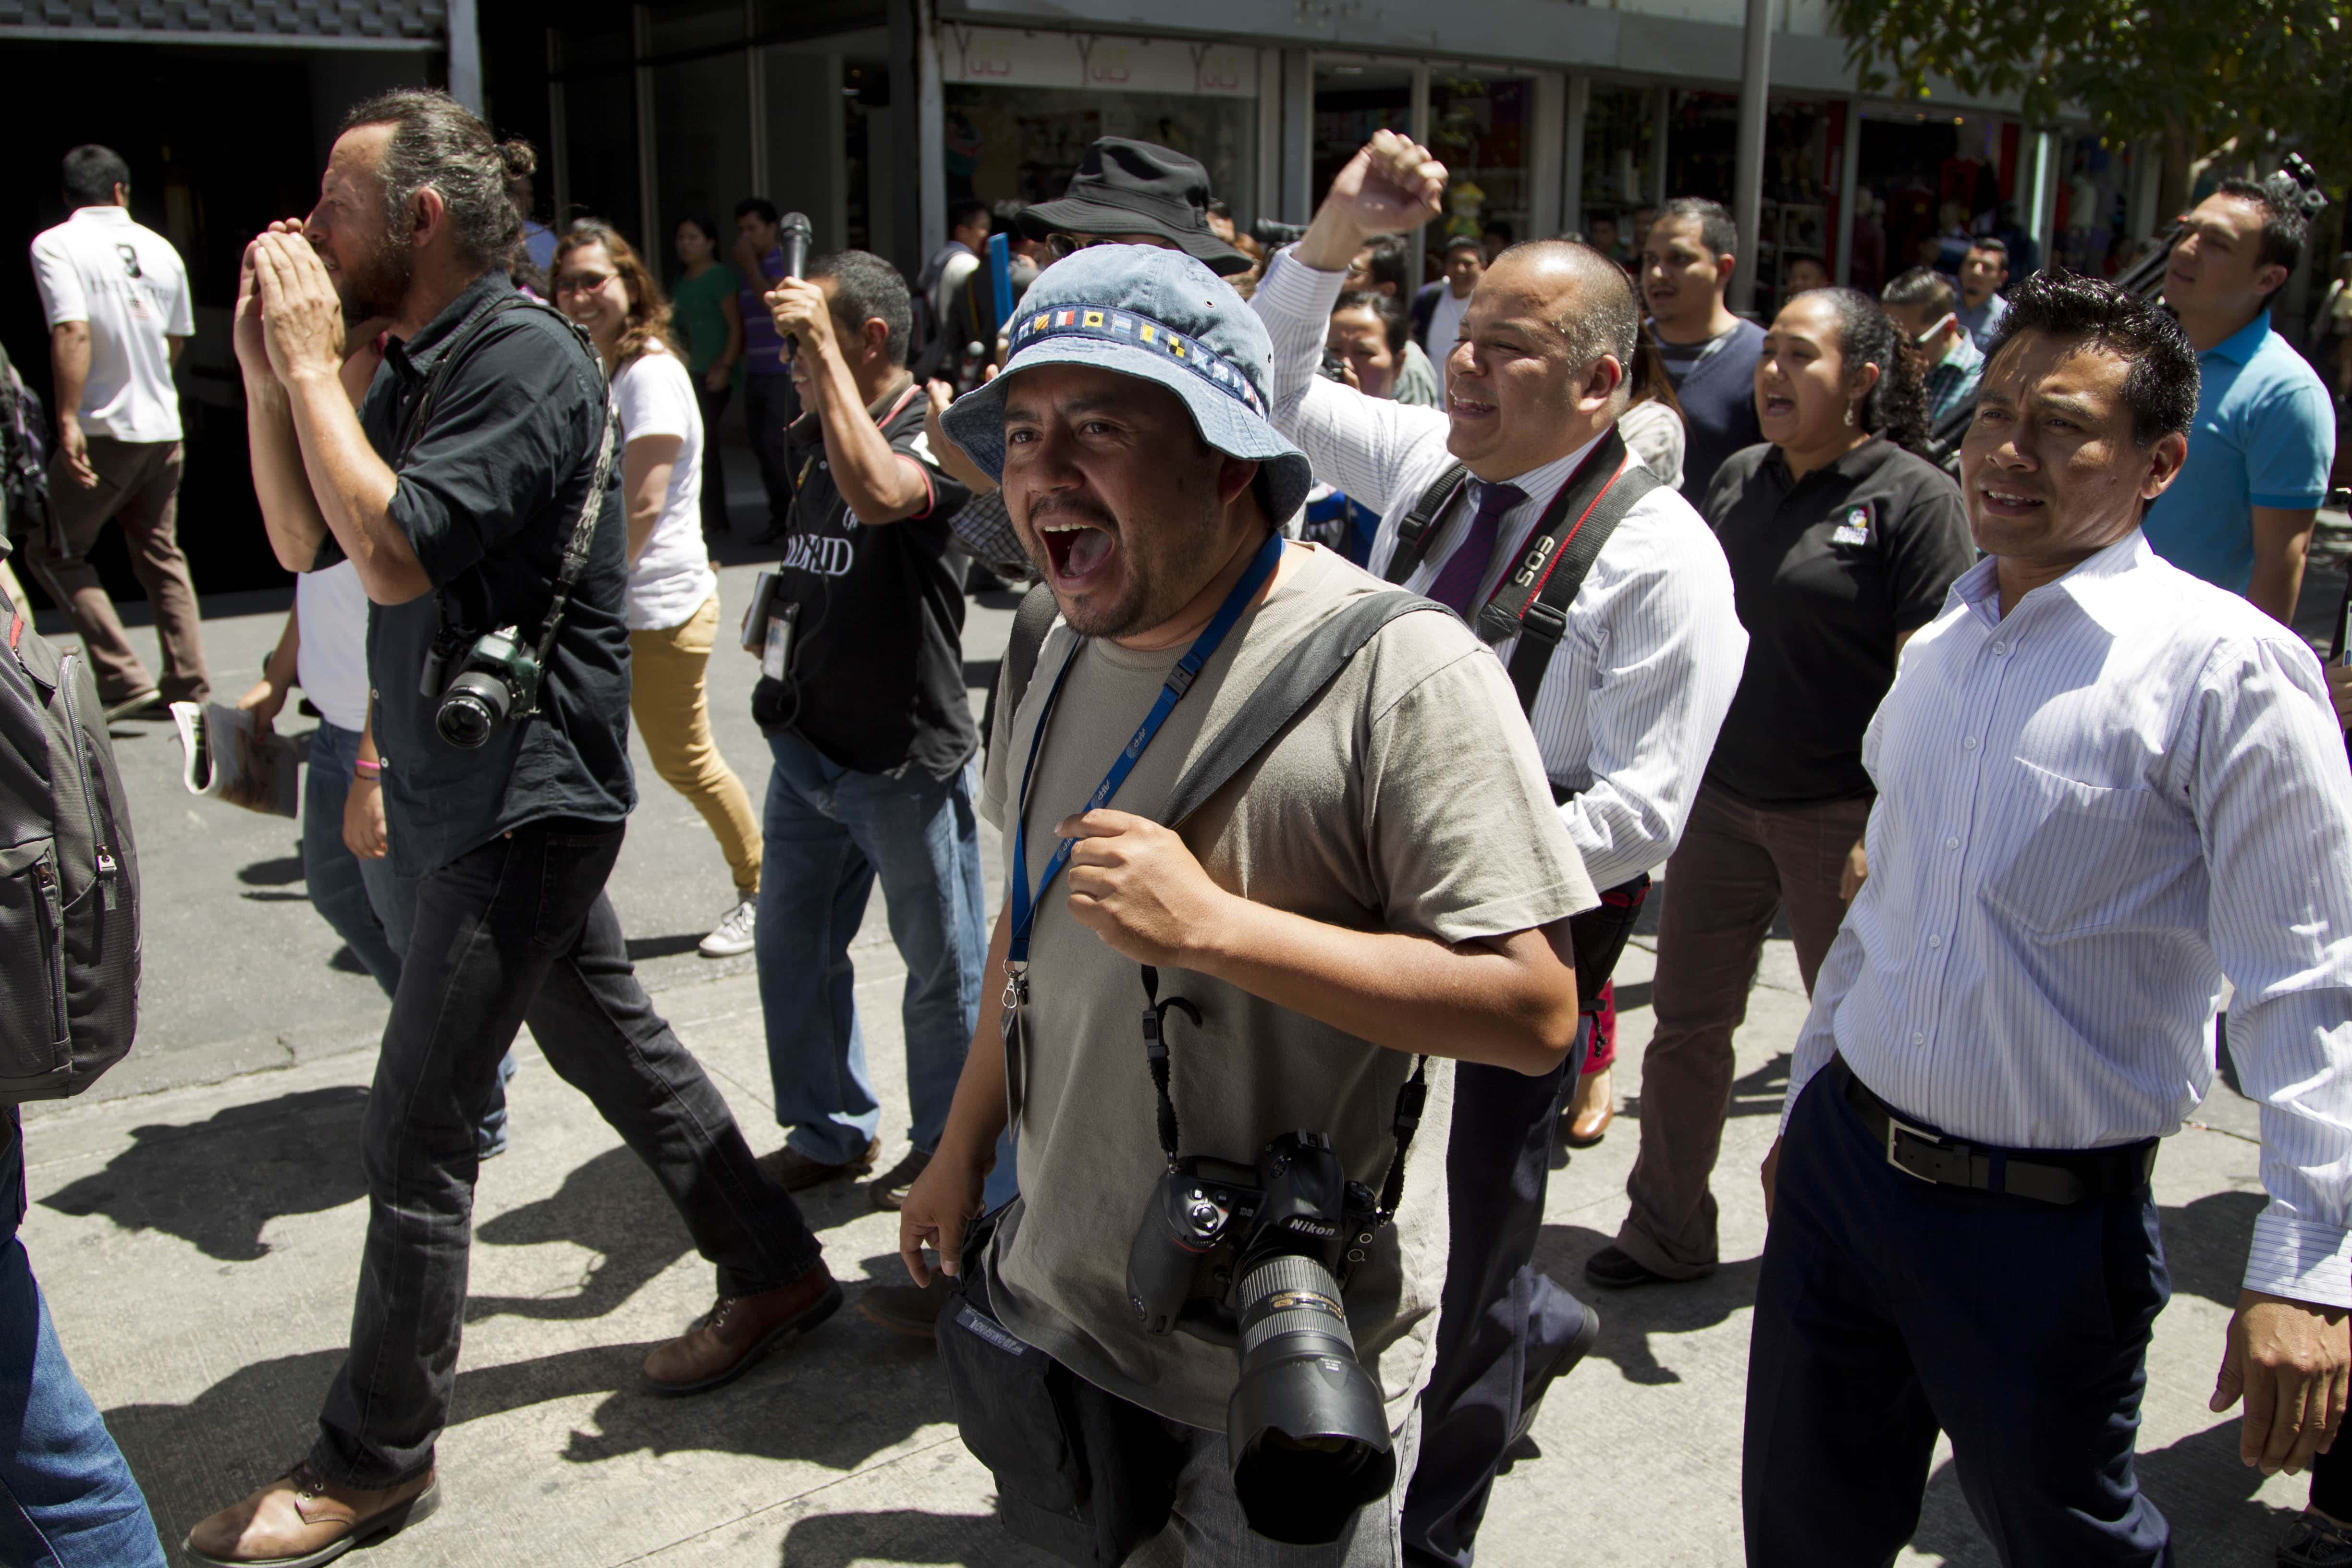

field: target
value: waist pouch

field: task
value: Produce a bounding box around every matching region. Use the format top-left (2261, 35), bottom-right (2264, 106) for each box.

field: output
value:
top-left (1567, 873), bottom-right (1650, 1012)
top-left (936, 1207), bottom-right (1182, 1565)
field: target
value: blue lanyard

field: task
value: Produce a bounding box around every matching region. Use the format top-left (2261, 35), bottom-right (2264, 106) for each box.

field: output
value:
top-left (1006, 531), bottom-right (1285, 974)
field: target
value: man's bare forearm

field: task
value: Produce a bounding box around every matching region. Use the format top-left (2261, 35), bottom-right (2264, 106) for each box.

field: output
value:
top-left (281, 369), bottom-right (432, 605)
top-left (807, 346), bottom-right (927, 523)
top-left (246, 380), bottom-right (331, 572)
top-left (2248, 505), bottom-right (2317, 627)
top-left (1189, 902), bottom-right (1580, 1074)
top-left (48, 323), bottom-right (89, 422)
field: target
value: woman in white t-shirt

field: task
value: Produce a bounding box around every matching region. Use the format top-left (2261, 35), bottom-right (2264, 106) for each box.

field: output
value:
top-left (555, 223), bottom-right (763, 956)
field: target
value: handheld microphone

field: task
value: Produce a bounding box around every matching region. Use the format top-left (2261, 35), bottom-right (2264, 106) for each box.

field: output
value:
top-left (779, 211), bottom-right (813, 282)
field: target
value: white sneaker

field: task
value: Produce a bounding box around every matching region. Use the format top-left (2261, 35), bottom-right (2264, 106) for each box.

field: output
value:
top-left (698, 897), bottom-right (758, 958)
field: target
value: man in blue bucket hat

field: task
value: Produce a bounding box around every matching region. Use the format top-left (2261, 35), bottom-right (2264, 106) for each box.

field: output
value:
top-left (898, 243), bottom-right (1597, 1563)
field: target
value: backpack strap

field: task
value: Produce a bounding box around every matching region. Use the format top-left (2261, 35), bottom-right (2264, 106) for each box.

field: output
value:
top-left (1160, 592), bottom-right (1446, 829)
top-left (1000, 581), bottom-right (1061, 729)
top-left (1382, 463), bottom-right (1470, 585)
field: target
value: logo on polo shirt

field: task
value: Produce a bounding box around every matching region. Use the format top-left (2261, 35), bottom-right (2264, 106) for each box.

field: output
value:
top-left (1831, 504), bottom-right (1871, 546)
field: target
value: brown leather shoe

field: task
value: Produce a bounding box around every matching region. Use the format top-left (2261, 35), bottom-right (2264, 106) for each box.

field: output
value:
top-left (641, 1263), bottom-right (843, 1395)
top-left (755, 1136), bottom-right (881, 1191)
top-left (184, 1460), bottom-right (439, 1567)
top-left (867, 1147), bottom-right (932, 1212)
top-left (1562, 1066), bottom-right (1614, 1149)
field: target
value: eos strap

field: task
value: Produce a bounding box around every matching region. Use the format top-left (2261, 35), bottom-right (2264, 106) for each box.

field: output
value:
top-left (1382, 427), bottom-right (1658, 715)
top-left (1004, 530), bottom-right (1285, 980)
top-left (394, 291), bottom-right (618, 698)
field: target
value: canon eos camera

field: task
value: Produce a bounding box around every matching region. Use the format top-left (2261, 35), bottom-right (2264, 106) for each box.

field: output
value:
top-left (420, 625), bottom-right (541, 750)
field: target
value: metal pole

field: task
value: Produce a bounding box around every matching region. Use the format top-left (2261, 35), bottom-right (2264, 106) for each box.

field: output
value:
top-left (1409, 64), bottom-right (1432, 283)
top-left (1729, 0), bottom-right (1773, 312)
top-left (1563, 74), bottom-right (1591, 239)
top-left (746, 0), bottom-right (768, 201)
top-left (1834, 97), bottom-right (1861, 283)
top-left (1649, 86), bottom-right (1670, 207)
top-left (917, 0), bottom-right (945, 263)
top-left (546, 27), bottom-right (570, 222)
top-left (445, 0), bottom-right (483, 113)
top-left (633, 5), bottom-right (659, 252)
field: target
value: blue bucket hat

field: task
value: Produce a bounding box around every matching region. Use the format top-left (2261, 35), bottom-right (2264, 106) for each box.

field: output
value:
top-left (939, 245), bottom-right (1314, 523)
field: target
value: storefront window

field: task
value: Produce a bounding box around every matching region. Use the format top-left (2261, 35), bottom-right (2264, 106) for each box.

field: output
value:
top-left (1756, 100), bottom-right (1835, 313)
top-left (1429, 74), bottom-right (1532, 257)
top-left (1581, 85), bottom-right (1656, 254)
top-left (1850, 110), bottom-right (2021, 293)
top-left (943, 84), bottom-right (1257, 222)
top-left (1666, 90), bottom-right (1739, 209)
top-left (1311, 61), bottom-right (1412, 216)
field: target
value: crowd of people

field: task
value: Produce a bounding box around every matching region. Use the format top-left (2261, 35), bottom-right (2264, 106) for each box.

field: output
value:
top-left (2, 87), bottom-right (2350, 1568)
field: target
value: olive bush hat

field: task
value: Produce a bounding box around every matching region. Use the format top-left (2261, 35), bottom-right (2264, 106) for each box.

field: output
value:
top-left (939, 244), bottom-right (1314, 522)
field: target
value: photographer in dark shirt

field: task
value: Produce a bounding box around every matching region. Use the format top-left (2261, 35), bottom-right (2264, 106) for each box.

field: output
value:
top-left (749, 252), bottom-right (988, 1219)
top-left (188, 91), bottom-right (834, 1567)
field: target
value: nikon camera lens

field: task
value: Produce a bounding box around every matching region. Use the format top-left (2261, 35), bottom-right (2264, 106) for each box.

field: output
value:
top-left (1224, 1252), bottom-right (1395, 1545)
top-left (435, 669), bottom-right (513, 749)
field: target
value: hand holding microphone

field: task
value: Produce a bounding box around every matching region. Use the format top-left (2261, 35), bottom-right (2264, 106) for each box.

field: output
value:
top-left (763, 211), bottom-right (819, 364)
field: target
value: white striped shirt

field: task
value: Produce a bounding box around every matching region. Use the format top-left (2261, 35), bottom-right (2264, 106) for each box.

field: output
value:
top-left (1788, 531), bottom-right (2352, 1306)
top-left (1252, 250), bottom-right (1747, 888)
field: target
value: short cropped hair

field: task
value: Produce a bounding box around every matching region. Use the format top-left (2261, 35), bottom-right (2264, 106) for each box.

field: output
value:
top-left (2212, 175), bottom-right (2307, 279)
top-left (949, 197), bottom-right (990, 234)
top-left (1881, 267), bottom-right (1958, 316)
top-left (1654, 196), bottom-right (1738, 261)
top-left (61, 145), bottom-right (131, 207)
top-left (1497, 238), bottom-right (1640, 407)
top-left (1363, 236), bottom-right (1410, 296)
top-left (1966, 236), bottom-right (2010, 265)
top-left (808, 249), bottom-right (913, 366)
top-left (1982, 270), bottom-right (2199, 448)
top-left (735, 196), bottom-right (779, 226)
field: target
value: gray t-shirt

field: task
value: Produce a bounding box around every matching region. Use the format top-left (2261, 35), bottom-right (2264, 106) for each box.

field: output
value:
top-left (979, 543), bottom-right (1596, 1433)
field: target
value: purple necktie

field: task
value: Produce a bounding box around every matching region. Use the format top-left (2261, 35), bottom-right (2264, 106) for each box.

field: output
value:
top-left (1425, 481), bottom-right (1527, 619)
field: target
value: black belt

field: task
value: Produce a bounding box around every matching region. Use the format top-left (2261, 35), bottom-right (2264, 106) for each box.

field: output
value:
top-left (1838, 1060), bottom-right (2157, 1206)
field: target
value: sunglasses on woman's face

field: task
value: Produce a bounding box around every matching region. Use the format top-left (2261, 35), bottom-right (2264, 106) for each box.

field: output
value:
top-left (554, 270), bottom-right (619, 296)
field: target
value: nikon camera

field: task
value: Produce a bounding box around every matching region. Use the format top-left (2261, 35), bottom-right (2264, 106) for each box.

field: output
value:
top-left (419, 625), bottom-right (541, 750)
top-left (1126, 1130), bottom-right (1395, 1546)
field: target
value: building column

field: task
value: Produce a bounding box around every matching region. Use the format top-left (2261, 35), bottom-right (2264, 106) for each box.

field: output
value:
top-left (1649, 86), bottom-right (1671, 207)
top-left (1279, 48), bottom-right (1312, 224)
top-left (916, 0), bottom-right (944, 264)
top-left (1729, 0), bottom-right (1773, 311)
top-left (1563, 74), bottom-right (1590, 240)
top-left (546, 26), bottom-right (569, 220)
top-left (633, 4), bottom-right (658, 253)
top-left (446, 0), bottom-right (483, 113)
top-left (886, 0), bottom-right (924, 277)
top-left (746, 0), bottom-right (767, 200)
top-left (1530, 72), bottom-right (1565, 240)
top-left (1409, 64), bottom-right (1432, 282)
top-left (1833, 97), bottom-right (1861, 282)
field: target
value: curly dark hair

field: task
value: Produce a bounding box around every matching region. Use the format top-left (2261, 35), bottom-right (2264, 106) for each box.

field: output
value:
top-left (1981, 270), bottom-right (2197, 447)
top-left (1802, 286), bottom-right (1929, 453)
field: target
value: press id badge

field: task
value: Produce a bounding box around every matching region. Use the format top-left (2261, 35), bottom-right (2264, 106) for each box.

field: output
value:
top-left (761, 602), bottom-right (799, 682)
top-left (1830, 502), bottom-right (1872, 547)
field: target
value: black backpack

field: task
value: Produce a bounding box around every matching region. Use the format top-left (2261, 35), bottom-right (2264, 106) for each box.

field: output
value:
top-left (0, 558), bottom-right (139, 1102)
top-left (0, 341), bottom-right (52, 547)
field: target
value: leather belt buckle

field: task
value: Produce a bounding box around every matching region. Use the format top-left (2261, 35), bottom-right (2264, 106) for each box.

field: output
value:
top-left (1885, 1115), bottom-right (1970, 1186)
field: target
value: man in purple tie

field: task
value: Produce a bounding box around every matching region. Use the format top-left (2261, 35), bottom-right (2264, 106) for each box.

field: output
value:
top-left (1251, 131), bottom-right (1748, 1567)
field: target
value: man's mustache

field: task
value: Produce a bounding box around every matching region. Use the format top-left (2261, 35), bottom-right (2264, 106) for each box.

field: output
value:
top-left (1026, 494), bottom-right (1118, 531)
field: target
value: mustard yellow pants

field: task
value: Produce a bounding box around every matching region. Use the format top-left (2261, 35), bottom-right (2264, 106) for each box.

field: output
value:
top-left (628, 594), bottom-right (761, 895)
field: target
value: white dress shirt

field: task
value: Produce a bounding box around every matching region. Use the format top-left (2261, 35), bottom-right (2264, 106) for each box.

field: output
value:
top-left (1253, 249), bottom-right (1748, 888)
top-left (1787, 532), bottom-right (2352, 1306)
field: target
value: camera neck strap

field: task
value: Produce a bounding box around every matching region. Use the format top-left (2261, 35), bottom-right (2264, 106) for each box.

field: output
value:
top-left (393, 290), bottom-right (618, 706)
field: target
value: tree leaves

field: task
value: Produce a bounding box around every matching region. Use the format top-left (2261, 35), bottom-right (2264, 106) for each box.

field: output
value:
top-left (1828, 0), bottom-right (2352, 193)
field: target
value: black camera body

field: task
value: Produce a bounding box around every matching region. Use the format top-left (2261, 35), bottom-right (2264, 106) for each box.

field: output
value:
top-left (1127, 1131), bottom-right (1394, 1546)
top-left (419, 625), bottom-right (542, 750)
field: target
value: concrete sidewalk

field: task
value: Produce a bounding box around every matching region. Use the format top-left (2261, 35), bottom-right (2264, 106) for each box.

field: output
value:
top-left (17, 910), bottom-right (2306, 1566)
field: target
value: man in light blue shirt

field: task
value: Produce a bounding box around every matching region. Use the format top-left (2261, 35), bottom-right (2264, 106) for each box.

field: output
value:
top-left (2143, 178), bottom-right (2336, 624)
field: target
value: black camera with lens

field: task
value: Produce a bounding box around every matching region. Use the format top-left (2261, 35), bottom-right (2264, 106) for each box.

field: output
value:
top-left (419, 625), bottom-right (542, 750)
top-left (1126, 1129), bottom-right (1396, 1547)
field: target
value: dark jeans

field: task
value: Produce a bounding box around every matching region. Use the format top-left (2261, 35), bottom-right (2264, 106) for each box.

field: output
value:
top-left (695, 381), bottom-right (732, 536)
top-left (1401, 1024), bottom-right (1589, 1568)
top-left (303, 722), bottom-right (512, 1157)
top-left (310, 821), bottom-right (823, 1487)
top-left (0, 1115), bottom-right (166, 1567)
top-left (1743, 1060), bottom-right (2170, 1566)
top-left (741, 373), bottom-right (799, 536)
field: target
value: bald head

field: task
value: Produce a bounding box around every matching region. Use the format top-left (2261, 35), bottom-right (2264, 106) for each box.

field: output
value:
top-left (1486, 240), bottom-right (1639, 411)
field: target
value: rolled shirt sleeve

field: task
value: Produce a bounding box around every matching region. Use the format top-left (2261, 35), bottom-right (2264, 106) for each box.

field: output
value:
top-left (2188, 635), bottom-right (2352, 1306)
top-left (29, 234), bottom-right (86, 328)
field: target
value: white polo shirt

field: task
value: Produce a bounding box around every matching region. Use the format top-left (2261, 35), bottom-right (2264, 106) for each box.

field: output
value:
top-left (29, 205), bottom-right (192, 443)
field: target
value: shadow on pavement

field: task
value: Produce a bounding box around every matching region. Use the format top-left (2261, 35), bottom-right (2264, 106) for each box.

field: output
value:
top-left (1907, 1418), bottom-right (2291, 1566)
top-left (468, 1146), bottom-right (695, 1324)
top-left (778, 1507), bottom-right (1056, 1566)
top-left (40, 1087), bottom-right (371, 1261)
top-left (237, 851), bottom-right (305, 888)
top-left (2158, 1188), bottom-right (2266, 1311)
top-left (1535, 1222), bottom-right (1763, 1386)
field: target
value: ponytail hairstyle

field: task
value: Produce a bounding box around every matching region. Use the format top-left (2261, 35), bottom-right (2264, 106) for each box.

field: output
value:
top-left (552, 220), bottom-right (677, 368)
top-left (340, 89), bottom-right (533, 272)
top-left (1811, 286), bottom-right (1930, 454)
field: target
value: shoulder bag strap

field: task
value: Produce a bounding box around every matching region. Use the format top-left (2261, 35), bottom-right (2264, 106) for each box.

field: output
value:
top-left (1383, 463), bottom-right (1470, 585)
top-left (1001, 581), bottom-right (1060, 725)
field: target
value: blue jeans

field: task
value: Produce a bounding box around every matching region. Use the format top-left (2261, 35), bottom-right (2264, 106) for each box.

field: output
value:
top-left (756, 732), bottom-right (986, 1165)
top-left (306, 723), bottom-right (513, 1157)
top-left (0, 1115), bottom-right (165, 1567)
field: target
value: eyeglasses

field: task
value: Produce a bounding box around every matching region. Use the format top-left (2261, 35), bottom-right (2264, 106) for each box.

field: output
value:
top-left (554, 271), bottom-right (619, 296)
top-left (1045, 233), bottom-right (1182, 261)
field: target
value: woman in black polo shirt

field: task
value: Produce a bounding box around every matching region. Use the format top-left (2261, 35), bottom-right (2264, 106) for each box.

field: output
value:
top-left (1587, 287), bottom-right (1974, 1291)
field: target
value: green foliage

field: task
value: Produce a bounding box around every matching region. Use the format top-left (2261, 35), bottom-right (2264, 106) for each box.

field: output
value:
top-left (1826, 0), bottom-right (2352, 191)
